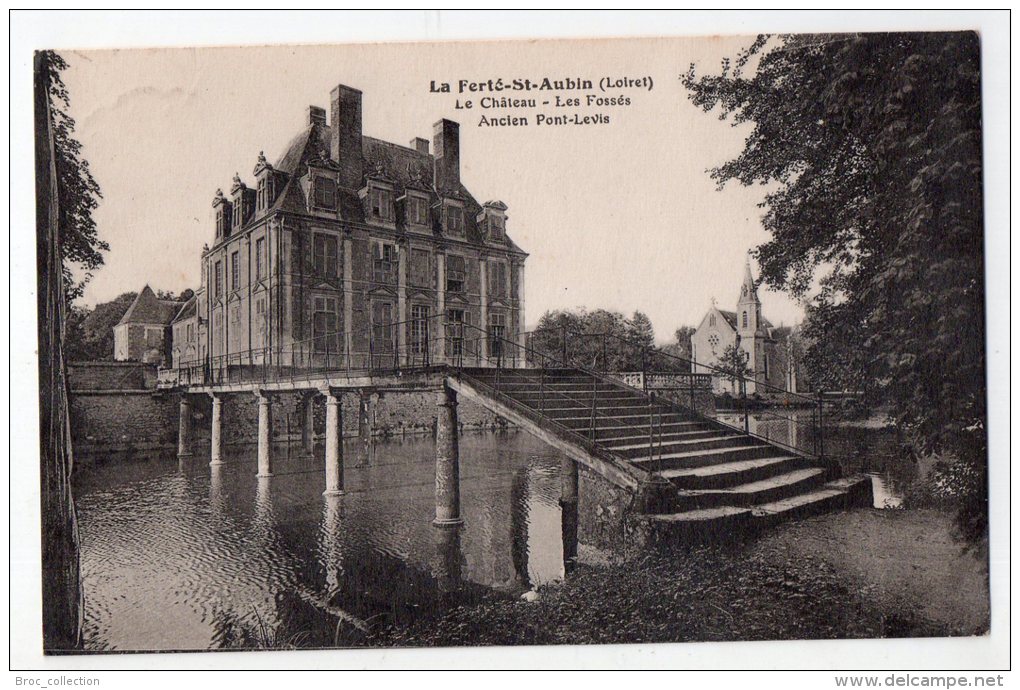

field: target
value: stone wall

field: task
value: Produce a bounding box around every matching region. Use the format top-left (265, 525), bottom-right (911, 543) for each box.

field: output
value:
top-left (575, 464), bottom-right (651, 563)
top-left (67, 361), bottom-right (157, 391)
top-left (70, 390), bottom-right (179, 454)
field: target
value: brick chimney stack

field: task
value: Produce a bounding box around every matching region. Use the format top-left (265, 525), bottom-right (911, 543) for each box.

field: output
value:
top-left (433, 119), bottom-right (460, 190)
top-left (410, 137), bottom-right (430, 155)
top-left (308, 105), bottom-right (326, 127)
top-left (330, 84), bottom-right (363, 190)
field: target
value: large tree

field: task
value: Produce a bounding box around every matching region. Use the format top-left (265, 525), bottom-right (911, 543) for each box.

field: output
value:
top-left (683, 33), bottom-right (986, 542)
top-left (41, 51), bottom-right (107, 303)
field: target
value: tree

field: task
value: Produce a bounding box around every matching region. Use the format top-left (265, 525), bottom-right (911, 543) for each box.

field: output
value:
top-left (40, 51), bottom-right (107, 303)
top-left (683, 33), bottom-right (986, 542)
top-left (626, 311), bottom-right (655, 350)
top-left (718, 343), bottom-right (753, 396)
top-left (64, 292), bottom-right (137, 361)
top-left (531, 308), bottom-right (645, 371)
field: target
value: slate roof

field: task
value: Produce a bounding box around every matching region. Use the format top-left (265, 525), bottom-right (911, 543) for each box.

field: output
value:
top-left (117, 285), bottom-right (184, 326)
top-left (259, 120), bottom-right (525, 254)
top-left (170, 295), bottom-right (197, 324)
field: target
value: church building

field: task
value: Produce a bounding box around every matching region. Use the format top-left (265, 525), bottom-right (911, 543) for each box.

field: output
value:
top-left (171, 83), bottom-right (527, 374)
top-left (690, 260), bottom-right (798, 395)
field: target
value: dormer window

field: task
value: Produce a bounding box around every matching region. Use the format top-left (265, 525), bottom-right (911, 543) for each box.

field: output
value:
top-left (370, 187), bottom-right (394, 221)
top-left (212, 190), bottom-right (232, 241)
top-left (446, 205), bottom-right (464, 236)
top-left (313, 176), bottom-right (337, 210)
top-left (489, 214), bottom-right (505, 240)
top-left (407, 195), bottom-right (428, 226)
top-left (257, 178), bottom-right (268, 211)
top-left (373, 242), bottom-right (398, 284)
top-left (479, 201), bottom-right (508, 242)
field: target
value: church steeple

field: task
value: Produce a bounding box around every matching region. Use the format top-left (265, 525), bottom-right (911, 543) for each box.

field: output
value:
top-left (737, 256), bottom-right (762, 336)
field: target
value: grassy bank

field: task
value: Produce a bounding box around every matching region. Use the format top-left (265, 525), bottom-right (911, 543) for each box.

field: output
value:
top-left (370, 508), bottom-right (988, 647)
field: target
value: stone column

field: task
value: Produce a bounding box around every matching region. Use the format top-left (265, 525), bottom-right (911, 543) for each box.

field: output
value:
top-left (436, 252), bottom-right (446, 365)
top-left (256, 394), bottom-right (273, 477)
top-left (302, 393), bottom-right (316, 455)
top-left (323, 392), bottom-right (344, 496)
top-left (358, 390), bottom-right (373, 440)
top-left (560, 457), bottom-right (579, 576)
top-left (433, 385), bottom-right (463, 526)
top-left (479, 257), bottom-right (489, 364)
top-left (209, 394), bottom-right (224, 465)
top-left (397, 242), bottom-right (407, 366)
top-left (177, 397), bottom-right (193, 457)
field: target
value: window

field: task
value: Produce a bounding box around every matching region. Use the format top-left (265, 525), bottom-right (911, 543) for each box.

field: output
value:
top-left (214, 261), bottom-right (223, 298)
top-left (254, 297), bottom-right (268, 350)
top-left (446, 309), bottom-right (465, 357)
top-left (231, 251), bottom-right (240, 291)
top-left (371, 301), bottom-right (393, 352)
top-left (446, 254), bottom-right (465, 293)
top-left (489, 312), bottom-right (506, 359)
top-left (228, 302), bottom-right (241, 351)
top-left (410, 249), bottom-right (431, 288)
top-left (186, 323), bottom-right (194, 342)
top-left (373, 243), bottom-right (397, 284)
top-left (708, 333), bottom-right (720, 349)
top-left (407, 195), bottom-right (428, 225)
top-left (489, 214), bottom-right (504, 240)
top-left (313, 296), bottom-right (339, 354)
top-left (255, 237), bottom-right (265, 280)
top-left (313, 233), bottom-right (338, 278)
top-left (233, 200), bottom-right (243, 230)
top-left (216, 210), bottom-right (225, 239)
top-left (410, 304), bottom-right (430, 355)
top-left (488, 261), bottom-right (508, 299)
top-left (370, 187), bottom-right (394, 220)
top-left (446, 205), bottom-right (464, 235)
top-left (709, 314), bottom-right (716, 327)
top-left (213, 311), bottom-right (223, 353)
top-left (314, 176), bottom-right (337, 210)
top-left (742, 311), bottom-right (748, 328)
top-left (257, 178), bottom-right (267, 211)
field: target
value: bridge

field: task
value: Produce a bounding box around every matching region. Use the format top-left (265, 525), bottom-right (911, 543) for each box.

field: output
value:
top-left (161, 317), bottom-right (872, 542)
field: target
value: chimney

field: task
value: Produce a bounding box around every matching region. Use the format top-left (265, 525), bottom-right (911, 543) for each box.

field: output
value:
top-left (410, 137), bottom-right (429, 155)
top-left (307, 105), bottom-right (326, 127)
top-left (433, 119), bottom-right (460, 190)
top-left (330, 84), bottom-right (363, 190)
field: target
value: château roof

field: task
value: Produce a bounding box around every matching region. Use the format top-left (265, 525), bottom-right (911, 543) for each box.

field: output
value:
top-left (259, 118), bottom-right (525, 254)
top-left (117, 285), bottom-right (184, 327)
top-left (170, 295), bottom-right (197, 324)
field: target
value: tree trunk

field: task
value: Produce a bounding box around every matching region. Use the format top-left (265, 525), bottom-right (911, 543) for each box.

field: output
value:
top-left (35, 51), bottom-right (83, 653)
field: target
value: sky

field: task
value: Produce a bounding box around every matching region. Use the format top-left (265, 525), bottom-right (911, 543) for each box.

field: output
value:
top-left (62, 36), bottom-right (806, 342)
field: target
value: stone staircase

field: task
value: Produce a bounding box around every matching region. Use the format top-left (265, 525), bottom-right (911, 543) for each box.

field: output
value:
top-left (456, 367), bottom-right (872, 539)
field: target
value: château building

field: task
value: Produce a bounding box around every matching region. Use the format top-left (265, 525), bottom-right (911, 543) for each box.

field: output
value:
top-left (171, 83), bottom-right (527, 373)
top-left (114, 285), bottom-right (186, 364)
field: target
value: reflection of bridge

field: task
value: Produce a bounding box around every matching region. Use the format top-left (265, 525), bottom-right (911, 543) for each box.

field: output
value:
top-left (163, 319), bottom-right (871, 541)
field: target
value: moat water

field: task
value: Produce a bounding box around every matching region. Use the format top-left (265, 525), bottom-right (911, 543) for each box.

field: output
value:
top-left (76, 418), bottom-right (915, 652)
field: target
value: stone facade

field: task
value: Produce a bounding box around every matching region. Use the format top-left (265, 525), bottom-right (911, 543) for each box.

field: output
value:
top-left (67, 361), bottom-right (157, 392)
top-left (113, 285), bottom-right (184, 364)
top-left (171, 84), bottom-right (528, 376)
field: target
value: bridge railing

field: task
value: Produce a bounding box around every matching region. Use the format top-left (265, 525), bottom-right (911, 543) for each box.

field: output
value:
top-left (518, 326), bottom-right (825, 459)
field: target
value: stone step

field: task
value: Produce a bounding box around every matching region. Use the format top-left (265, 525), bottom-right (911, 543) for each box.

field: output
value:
top-left (540, 403), bottom-right (679, 420)
top-left (656, 456), bottom-right (808, 489)
top-left (645, 474), bottom-right (873, 541)
top-left (599, 429), bottom-right (723, 449)
top-left (613, 434), bottom-right (756, 460)
top-left (557, 413), bottom-right (696, 433)
top-left (677, 467), bottom-right (828, 510)
top-left (631, 443), bottom-right (782, 471)
top-left (590, 420), bottom-right (710, 441)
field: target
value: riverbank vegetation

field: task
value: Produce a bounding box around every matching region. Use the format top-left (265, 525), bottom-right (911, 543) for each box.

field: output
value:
top-left (369, 509), bottom-right (988, 647)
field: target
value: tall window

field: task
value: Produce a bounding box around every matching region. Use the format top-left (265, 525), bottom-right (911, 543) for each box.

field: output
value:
top-left (446, 308), bottom-right (465, 357)
top-left (215, 211), bottom-right (225, 239)
top-left (255, 237), bottom-right (265, 280)
top-left (410, 248), bottom-right (431, 288)
top-left (213, 311), bottom-right (223, 353)
top-left (410, 304), bottom-right (430, 355)
top-left (214, 261), bottom-right (223, 298)
top-left (228, 302), bottom-right (241, 352)
top-left (257, 178), bottom-right (267, 211)
top-left (489, 214), bottom-right (505, 240)
top-left (373, 243), bottom-right (397, 284)
top-left (370, 187), bottom-right (394, 220)
top-left (709, 314), bottom-right (716, 327)
top-left (407, 195), bottom-right (428, 225)
top-left (489, 312), bottom-right (506, 359)
top-left (446, 254), bottom-right (465, 293)
top-left (371, 301), bottom-right (393, 352)
top-left (230, 251), bottom-right (240, 291)
top-left (314, 176), bottom-right (337, 210)
top-left (488, 260), bottom-right (508, 299)
top-left (313, 233), bottom-right (338, 278)
top-left (446, 205), bottom-right (464, 236)
top-left (255, 297), bottom-right (268, 350)
top-left (742, 311), bottom-right (748, 328)
top-left (313, 296), bottom-right (339, 354)
top-left (233, 199), bottom-right (243, 230)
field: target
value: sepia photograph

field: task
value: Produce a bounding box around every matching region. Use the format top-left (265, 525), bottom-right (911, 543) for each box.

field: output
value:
top-left (13, 9), bottom-right (1009, 676)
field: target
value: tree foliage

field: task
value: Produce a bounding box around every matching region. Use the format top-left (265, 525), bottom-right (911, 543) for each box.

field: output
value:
top-left (683, 33), bottom-right (986, 541)
top-left (530, 308), bottom-right (656, 371)
top-left (64, 292), bottom-right (137, 361)
top-left (40, 51), bottom-right (107, 303)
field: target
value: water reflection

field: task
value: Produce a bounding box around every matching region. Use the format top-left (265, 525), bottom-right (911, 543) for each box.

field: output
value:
top-left (716, 409), bottom-right (917, 507)
top-left (76, 430), bottom-right (575, 651)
